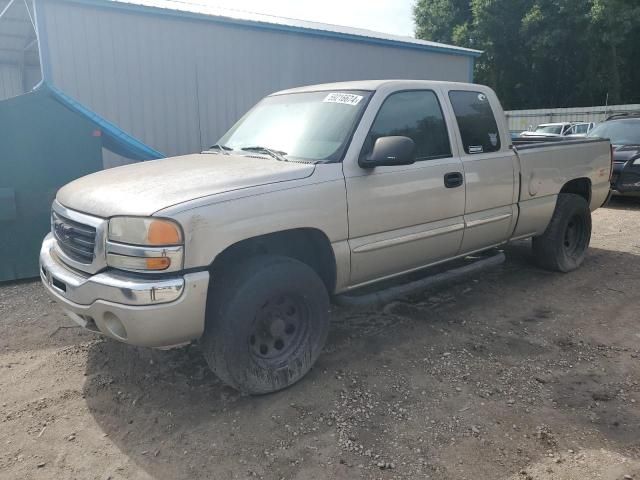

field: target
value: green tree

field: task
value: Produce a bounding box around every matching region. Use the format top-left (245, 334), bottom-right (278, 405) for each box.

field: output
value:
top-left (519, 0), bottom-right (593, 107)
top-left (413, 0), bottom-right (472, 45)
top-left (469, 0), bottom-right (534, 109)
top-left (414, 0), bottom-right (640, 109)
top-left (588, 0), bottom-right (640, 104)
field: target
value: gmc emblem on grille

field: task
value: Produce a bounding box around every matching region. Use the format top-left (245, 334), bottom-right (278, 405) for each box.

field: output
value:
top-left (54, 222), bottom-right (73, 241)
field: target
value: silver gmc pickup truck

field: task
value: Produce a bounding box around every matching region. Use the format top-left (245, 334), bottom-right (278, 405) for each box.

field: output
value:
top-left (40, 80), bottom-right (612, 394)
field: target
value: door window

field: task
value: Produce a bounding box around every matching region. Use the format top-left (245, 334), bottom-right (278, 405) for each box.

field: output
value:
top-left (361, 90), bottom-right (452, 161)
top-left (448, 91), bottom-right (501, 154)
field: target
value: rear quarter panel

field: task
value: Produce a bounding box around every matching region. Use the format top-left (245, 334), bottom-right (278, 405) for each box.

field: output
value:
top-left (511, 139), bottom-right (611, 238)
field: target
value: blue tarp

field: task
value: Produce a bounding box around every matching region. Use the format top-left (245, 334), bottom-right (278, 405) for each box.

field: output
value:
top-left (43, 82), bottom-right (165, 161)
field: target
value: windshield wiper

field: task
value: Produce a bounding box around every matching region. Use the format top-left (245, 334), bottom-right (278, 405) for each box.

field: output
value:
top-left (241, 146), bottom-right (288, 162)
top-left (207, 144), bottom-right (232, 155)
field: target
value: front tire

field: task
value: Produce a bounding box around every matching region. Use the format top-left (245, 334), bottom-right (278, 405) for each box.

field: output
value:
top-left (201, 255), bottom-right (330, 394)
top-left (532, 193), bottom-right (592, 272)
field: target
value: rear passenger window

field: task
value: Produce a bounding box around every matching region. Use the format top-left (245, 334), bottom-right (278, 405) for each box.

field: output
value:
top-left (448, 91), bottom-right (501, 154)
top-left (362, 90), bottom-right (451, 161)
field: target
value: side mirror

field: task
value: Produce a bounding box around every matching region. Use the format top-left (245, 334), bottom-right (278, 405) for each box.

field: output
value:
top-left (359, 136), bottom-right (416, 168)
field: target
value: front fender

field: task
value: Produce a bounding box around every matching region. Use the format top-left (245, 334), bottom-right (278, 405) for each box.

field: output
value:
top-left (164, 174), bottom-right (348, 270)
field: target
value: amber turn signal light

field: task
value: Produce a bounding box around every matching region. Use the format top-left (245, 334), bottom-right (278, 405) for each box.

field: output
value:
top-left (147, 220), bottom-right (182, 245)
top-left (145, 257), bottom-right (172, 270)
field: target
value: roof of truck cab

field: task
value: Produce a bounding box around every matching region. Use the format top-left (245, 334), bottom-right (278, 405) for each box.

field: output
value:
top-left (271, 79), bottom-right (478, 95)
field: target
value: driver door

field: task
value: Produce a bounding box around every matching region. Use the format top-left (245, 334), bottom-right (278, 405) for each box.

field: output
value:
top-left (344, 88), bottom-right (466, 286)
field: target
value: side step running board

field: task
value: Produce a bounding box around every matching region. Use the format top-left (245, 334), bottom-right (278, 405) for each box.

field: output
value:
top-left (333, 252), bottom-right (505, 308)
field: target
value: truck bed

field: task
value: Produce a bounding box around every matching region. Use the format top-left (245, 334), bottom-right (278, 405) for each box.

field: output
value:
top-left (509, 137), bottom-right (611, 240)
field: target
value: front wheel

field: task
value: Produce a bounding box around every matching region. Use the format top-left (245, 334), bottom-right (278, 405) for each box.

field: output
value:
top-left (201, 255), bottom-right (330, 394)
top-left (532, 193), bottom-right (592, 272)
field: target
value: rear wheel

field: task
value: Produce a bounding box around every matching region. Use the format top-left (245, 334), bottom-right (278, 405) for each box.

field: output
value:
top-left (201, 255), bottom-right (330, 394)
top-left (532, 193), bottom-right (591, 272)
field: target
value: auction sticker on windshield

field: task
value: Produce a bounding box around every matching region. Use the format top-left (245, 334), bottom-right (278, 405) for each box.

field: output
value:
top-left (323, 93), bottom-right (363, 106)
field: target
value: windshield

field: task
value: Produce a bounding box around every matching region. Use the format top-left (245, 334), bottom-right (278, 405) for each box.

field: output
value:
top-left (587, 119), bottom-right (640, 145)
top-left (218, 90), bottom-right (371, 162)
top-left (535, 125), bottom-right (564, 134)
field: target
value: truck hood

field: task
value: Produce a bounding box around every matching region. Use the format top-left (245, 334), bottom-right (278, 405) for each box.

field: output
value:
top-left (56, 153), bottom-right (315, 217)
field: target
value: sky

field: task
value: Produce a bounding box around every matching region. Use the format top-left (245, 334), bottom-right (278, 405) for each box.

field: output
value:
top-left (197, 0), bottom-right (416, 37)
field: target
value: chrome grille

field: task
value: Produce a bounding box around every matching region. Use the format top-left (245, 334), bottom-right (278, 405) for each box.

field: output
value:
top-left (52, 211), bottom-right (96, 264)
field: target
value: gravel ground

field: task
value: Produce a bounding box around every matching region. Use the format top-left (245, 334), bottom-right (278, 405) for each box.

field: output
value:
top-left (1, 198), bottom-right (640, 480)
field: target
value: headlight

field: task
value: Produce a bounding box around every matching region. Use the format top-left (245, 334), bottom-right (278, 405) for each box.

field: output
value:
top-left (633, 158), bottom-right (640, 165)
top-left (109, 217), bottom-right (182, 245)
top-left (106, 217), bottom-right (184, 273)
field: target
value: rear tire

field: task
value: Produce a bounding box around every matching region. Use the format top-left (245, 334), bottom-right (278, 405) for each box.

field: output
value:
top-left (532, 193), bottom-right (591, 272)
top-left (201, 255), bottom-right (330, 394)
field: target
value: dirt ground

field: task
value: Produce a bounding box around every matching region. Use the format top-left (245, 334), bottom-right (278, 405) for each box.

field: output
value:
top-left (1, 198), bottom-right (640, 480)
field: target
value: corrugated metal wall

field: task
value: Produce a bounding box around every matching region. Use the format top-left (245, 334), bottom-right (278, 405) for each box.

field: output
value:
top-left (0, 65), bottom-right (43, 101)
top-left (38, 0), bottom-right (471, 161)
top-left (506, 104), bottom-right (640, 131)
top-left (24, 67), bottom-right (41, 91)
top-left (0, 65), bottom-right (22, 100)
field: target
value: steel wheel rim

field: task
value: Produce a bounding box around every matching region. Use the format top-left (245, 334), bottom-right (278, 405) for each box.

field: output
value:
top-left (249, 294), bottom-right (309, 362)
top-left (563, 214), bottom-right (586, 257)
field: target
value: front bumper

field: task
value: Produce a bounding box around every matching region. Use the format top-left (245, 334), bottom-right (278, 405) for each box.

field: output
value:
top-left (39, 234), bottom-right (210, 348)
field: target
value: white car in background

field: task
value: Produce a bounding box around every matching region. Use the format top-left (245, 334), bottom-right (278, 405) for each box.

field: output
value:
top-left (565, 122), bottom-right (595, 137)
top-left (520, 122), bottom-right (575, 137)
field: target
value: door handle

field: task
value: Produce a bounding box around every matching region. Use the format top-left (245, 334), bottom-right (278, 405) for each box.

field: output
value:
top-left (444, 172), bottom-right (464, 188)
